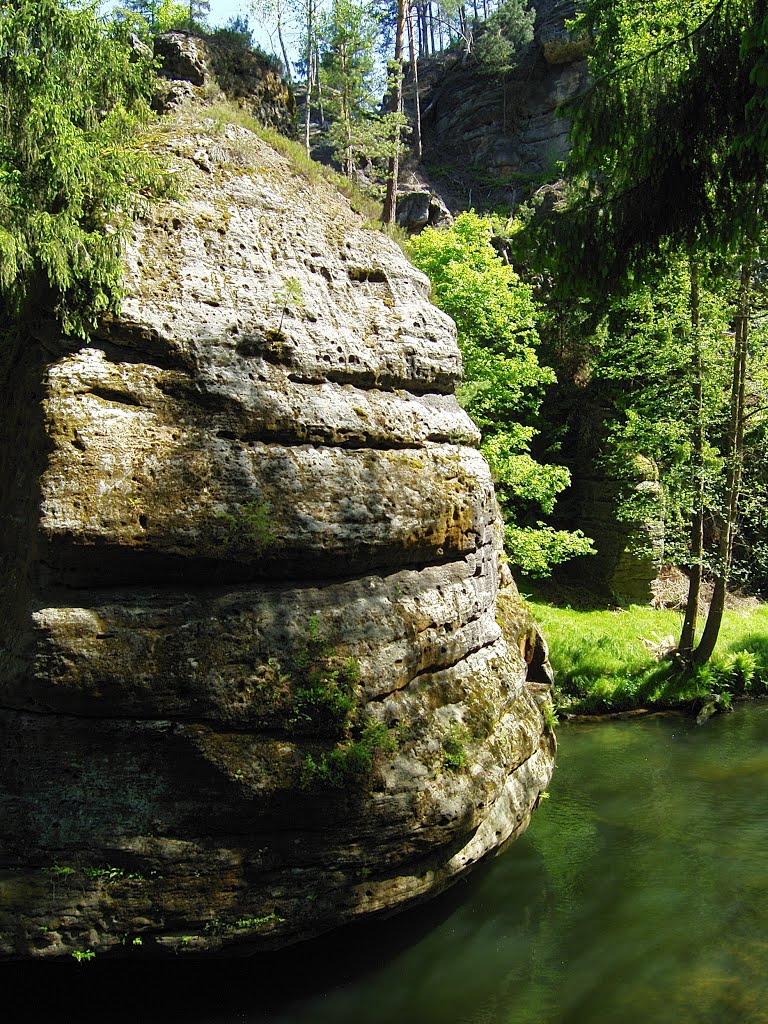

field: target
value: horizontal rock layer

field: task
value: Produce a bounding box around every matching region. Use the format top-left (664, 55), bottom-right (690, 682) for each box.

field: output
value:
top-left (0, 106), bottom-right (554, 959)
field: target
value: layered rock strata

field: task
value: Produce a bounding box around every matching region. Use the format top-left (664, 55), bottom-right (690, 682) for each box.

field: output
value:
top-left (0, 109), bottom-right (554, 959)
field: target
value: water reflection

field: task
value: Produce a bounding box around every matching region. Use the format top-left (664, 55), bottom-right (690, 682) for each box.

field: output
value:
top-left (7, 704), bottom-right (768, 1024)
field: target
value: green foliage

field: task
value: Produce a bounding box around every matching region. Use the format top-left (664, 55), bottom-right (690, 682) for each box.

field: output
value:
top-left (72, 949), bottom-right (96, 963)
top-left (473, 0), bottom-right (535, 77)
top-left (233, 913), bottom-right (285, 929)
top-left (528, 586), bottom-right (768, 716)
top-left (0, 1), bottom-right (172, 335)
top-left (504, 524), bottom-right (595, 579)
top-left (301, 719), bottom-right (398, 789)
top-left (530, 0), bottom-right (768, 288)
top-left (81, 865), bottom-right (142, 883)
top-left (583, 256), bottom-right (736, 569)
top-left (318, 0), bottom-right (381, 176)
top-left (216, 499), bottom-right (274, 552)
top-left (249, 615), bottom-right (398, 791)
top-left (273, 275), bottom-right (304, 333)
top-left (409, 212), bottom-right (593, 576)
top-left (442, 723), bottom-right (469, 771)
top-left (115, 0), bottom-right (189, 33)
top-left (541, 701), bottom-right (558, 733)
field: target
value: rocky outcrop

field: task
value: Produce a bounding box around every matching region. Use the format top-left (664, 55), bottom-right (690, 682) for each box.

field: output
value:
top-left (573, 458), bottom-right (665, 605)
top-left (408, 0), bottom-right (586, 213)
top-left (0, 99), bottom-right (554, 958)
top-left (153, 31), bottom-right (296, 134)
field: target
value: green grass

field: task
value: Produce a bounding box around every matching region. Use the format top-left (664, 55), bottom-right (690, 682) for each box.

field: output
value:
top-left (525, 586), bottom-right (768, 716)
top-left (200, 101), bottom-right (384, 224)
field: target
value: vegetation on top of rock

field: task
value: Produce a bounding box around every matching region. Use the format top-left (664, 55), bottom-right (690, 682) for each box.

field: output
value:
top-left (0, 1), bottom-right (172, 336)
top-left (472, 0), bottom-right (535, 77)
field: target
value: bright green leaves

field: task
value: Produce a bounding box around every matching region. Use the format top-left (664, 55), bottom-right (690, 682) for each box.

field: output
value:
top-left (0, 1), bottom-right (171, 335)
top-left (409, 212), bottom-right (593, 577)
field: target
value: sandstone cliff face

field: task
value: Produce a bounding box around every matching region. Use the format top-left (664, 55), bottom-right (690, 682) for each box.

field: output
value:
top-left (407, 0), bottom-right (587, 217)
top-left (0, 101), bottom-right (554, 959)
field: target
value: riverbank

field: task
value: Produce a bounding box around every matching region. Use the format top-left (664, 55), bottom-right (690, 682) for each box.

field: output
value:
top-left (523, 579), bottom-right (768, 718)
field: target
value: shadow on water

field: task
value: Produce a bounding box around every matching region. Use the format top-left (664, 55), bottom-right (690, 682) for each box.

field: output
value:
top-left (6, 704), bottom-right (768, 1024)
top-left (3, 839), bottom-right (548, 1024)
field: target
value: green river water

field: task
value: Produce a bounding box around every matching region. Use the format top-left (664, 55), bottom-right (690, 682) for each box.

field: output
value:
top-left (17, 702), bottom-right (768, 1023)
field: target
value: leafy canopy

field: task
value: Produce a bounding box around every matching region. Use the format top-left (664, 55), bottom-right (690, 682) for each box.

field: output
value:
top-left (0, 0), bottom-right (170, 335)
top-left (529, 0), bottom-right (768, 290)
top-left (409, 212), bottom-right (594, 576)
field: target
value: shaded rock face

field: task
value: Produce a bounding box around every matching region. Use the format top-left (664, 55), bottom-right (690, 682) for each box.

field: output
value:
top-left (412, 0), bottom-right (586, 211)
top-left (555, 401), bottom-right (665, 604)
top-left (153, 31), bottom-right (296, 134)
top-left (0, 110), bottom-right (554, 959)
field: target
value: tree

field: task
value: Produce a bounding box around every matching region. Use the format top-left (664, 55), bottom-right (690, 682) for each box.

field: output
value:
top-left (409, 213), bottom-right (594, 576)
top-left (187, 0), bottom-right (210, 27)
top-left (530, 0), bottom-right (768, 289)
top-left (472, 0), bottom-right (534, 77)
top-left (0, 1), bottom-right (169, 335)
top-left (382, 0), bottom-right (406, 224)
top-left (318, 0), bottom-right (380, 176)
top-left (527, 0), bottom-right (768, 661)
top-left (114, 0), bottom-right (189, 35)
top-left (251, 0), bottom-right (297, 81)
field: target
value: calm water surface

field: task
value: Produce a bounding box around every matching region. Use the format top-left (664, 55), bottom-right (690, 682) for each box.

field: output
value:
top-left (16, 703), bottom-right (768, 1023)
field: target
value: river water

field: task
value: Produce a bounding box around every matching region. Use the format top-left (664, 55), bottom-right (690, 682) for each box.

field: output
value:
top-left (16, 702), bottom-right (768, 1023)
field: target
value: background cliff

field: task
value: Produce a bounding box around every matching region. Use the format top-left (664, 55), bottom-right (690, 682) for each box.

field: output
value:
top-left (0, 35), bottom-right (554, 960)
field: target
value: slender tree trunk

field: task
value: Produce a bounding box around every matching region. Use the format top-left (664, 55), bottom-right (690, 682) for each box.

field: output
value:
top-left (693, 263), bottom-right (751, 665)
top-left (383, 0), bottom-right (407, 226)
top-left (679, 257), bottom-right (704, 656)
top-left (407, 6), bottom-right (422, 162)
top-left (428, 2), bottom-right (436, 54)
top-left (276, 6), bottom-right (293, 84)
top-left (315, 44), bottom-right (324, 123)
top-left (304, 0), bottom-right (315, 156)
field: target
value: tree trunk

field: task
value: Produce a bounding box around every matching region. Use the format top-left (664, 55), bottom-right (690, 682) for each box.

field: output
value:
top-left (276, 6), bottom-right (293, 84)
top-left (408, 7), bottom-right (422, 163)
top-left (383, 0), bottom-right (407, 226)
top-left (304, 0), bottom-right (315, 156)
top-left (420, 3), bottom-right (428, 57)
top-left (693, 263), bottom-right (751, 665)
top-left (678, 257), bottom-right (704, 656)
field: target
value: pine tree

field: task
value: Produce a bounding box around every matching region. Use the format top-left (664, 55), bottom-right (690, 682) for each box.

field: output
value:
top-left (318, 0), bottom-right (379, 176)
top-left (0, 1), bottom-right (169, 335)
top-left (187, 0), bottom-right (210, 27)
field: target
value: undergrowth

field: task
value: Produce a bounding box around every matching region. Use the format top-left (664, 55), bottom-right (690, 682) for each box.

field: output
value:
top-left (525, 586), bottom-right (768, 718)
top-left (201, 101), bottom-right (385, 225)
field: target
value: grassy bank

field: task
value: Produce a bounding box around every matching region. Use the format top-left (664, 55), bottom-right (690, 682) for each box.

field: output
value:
top-left (524, 582), bottom-right (768, 719)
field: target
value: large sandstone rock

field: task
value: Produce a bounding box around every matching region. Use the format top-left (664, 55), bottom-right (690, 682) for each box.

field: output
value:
top-left (0, 104), bottom-right (554, 959)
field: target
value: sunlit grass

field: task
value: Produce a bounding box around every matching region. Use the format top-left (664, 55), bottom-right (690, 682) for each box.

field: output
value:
top-left (525, 588), bottom-right (768, 715)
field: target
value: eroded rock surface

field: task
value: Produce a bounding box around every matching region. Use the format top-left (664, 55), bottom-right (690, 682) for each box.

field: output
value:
top-left (0, 105), bottom-right (554, 960)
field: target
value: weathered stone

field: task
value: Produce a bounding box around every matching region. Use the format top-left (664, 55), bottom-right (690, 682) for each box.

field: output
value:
top-left (567, 456), bottom-right (665, 605)
top-left (153, 31), bottom-right (296, 134)
top-left (0, 81), bottom-right (553, 960)
top-left (395, 189), bottom-right (453, 232)
top-left (405, 0), bottom-right (587, 213)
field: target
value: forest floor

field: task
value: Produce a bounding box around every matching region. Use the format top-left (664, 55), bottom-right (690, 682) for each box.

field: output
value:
top-left (523, 573), bottom-right (768, 720)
